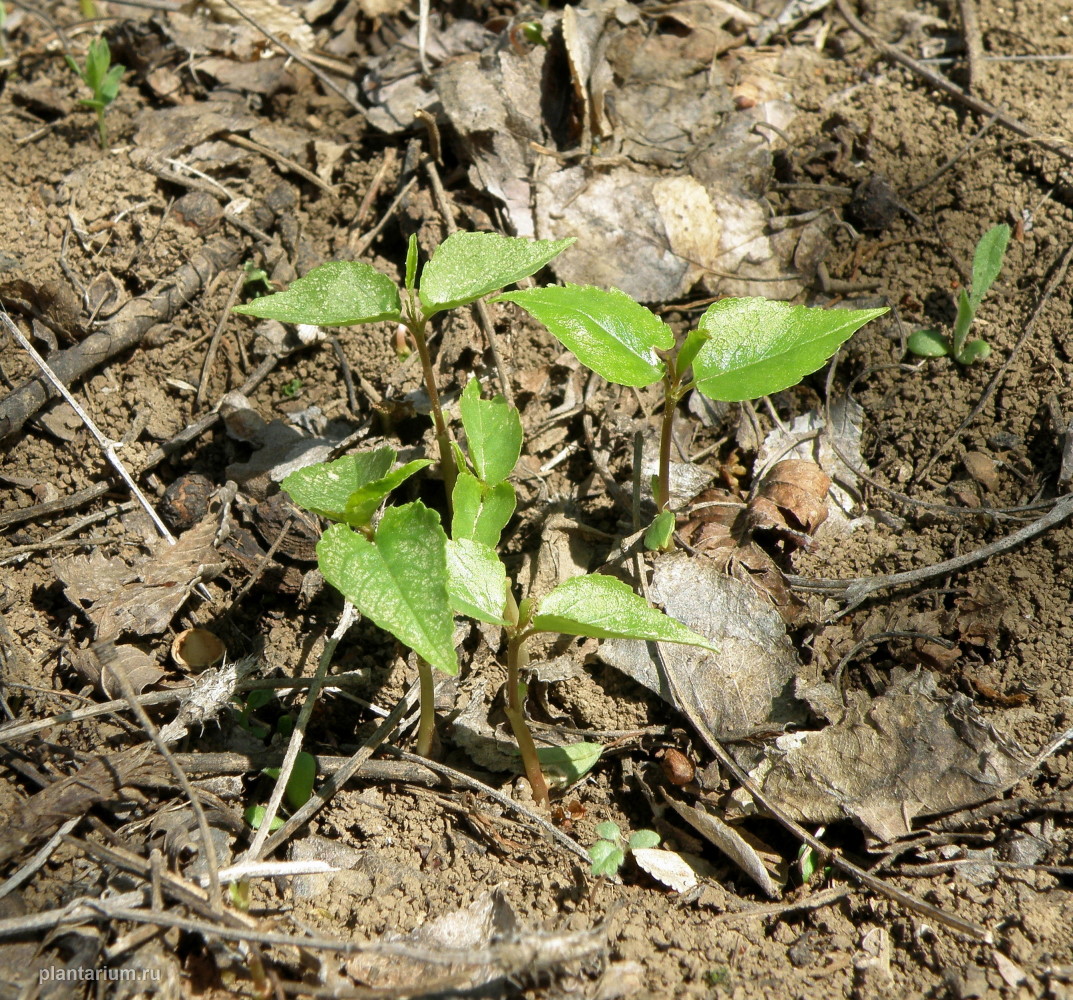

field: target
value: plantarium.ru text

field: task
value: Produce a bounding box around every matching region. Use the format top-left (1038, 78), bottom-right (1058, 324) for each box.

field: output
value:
top-left (233, 231), bottom-right (887, 803)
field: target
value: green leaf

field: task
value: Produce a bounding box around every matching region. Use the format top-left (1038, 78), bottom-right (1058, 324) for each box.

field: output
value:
top-left (951, 288), bottom-right (975, 359)
top-left (419, 232), bottom-right (575, 315)
top-left (588, 840), bottom-right (624, 876)
top-left (675, 328), bottom-right (710, 379)
top-left (692, 299), bottom-right (888, 402)
top-left (956, 339), bottom-right (992, 364)
top-left (344, 459), bottom-right (431, 527)
top-left (459, 378), bottom-right (523, 485)
top-left (595, 821), bottom-right (621, 841)
top-left (264, 752), bottom-right (317, 811)
top-left (495, 285), bottom-right (672, 387)
top-left (405, 233), bottom-right (418, 292)
top-left (969, 223), bottom-right (1010, 308)
top-left (445, 538), bottom-right (509, 626)
top-left (907, 328), bottom-right (951, 358)
top-left (628, 829), bottom-right (661, 851)
top-left (316, 504), bottom-right (458, 675)
top-left (532, 574), bottom-right (717, 650)
top-left (282, 448), bottom-right (397, 521)
top-left (244, 805), bottom-right (284, 832)
top-left (536, 742), bottom-right (602, 783)
top-left (451, 474), bottom-right (516, 548)
top-left (233, 261), bottom-right (401, 326)
top-left (643, 510), bottom-right (676, 551)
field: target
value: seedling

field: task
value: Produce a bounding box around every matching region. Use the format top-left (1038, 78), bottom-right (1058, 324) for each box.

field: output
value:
top-left (234, 231), bottom-right (574, 499)
top-left (907, 223), bottom-right (1010, 364)
top-left (280, 377), bottom-right (303, 398)
top-left (495, 286), bottom-right (886, 532)
top-left (244, 751), bottom-right (316, 831)
top-left (65, 36), bottom-right (125, 149)
top-left (276, 398), bottom-right (717, 805)
top-left (588, 821), bottom-right (660, 876)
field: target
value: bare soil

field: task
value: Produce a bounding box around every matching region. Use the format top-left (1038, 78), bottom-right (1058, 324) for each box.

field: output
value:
top-left (1, 1), bottom-right (1073, 998)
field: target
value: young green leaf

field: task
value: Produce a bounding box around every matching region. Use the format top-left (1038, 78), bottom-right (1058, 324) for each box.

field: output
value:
top-left (588, 839), bottom-right (624, 877)
top-left (595, 821), bottom-right (621, 841)
top-left (282, 448), bottom-right (397, 521)
top-left (495, 285), bottom-right (673, 387)
top-left (628, 829), bottom-right (661, 851)
top-left (675, 328), bottom-right (710, 379)
top-left (691, 298), bottom-right (888, 402)
top-left (343, 459), bottom-right (431, 527)
top-left (451, 473), bottom-right (516, 548)
top-left (233, 260), bottom-right (401, 326)
top-left (644, 510), bottom-right (676, 551)
top-left (531, 574), bottom-right (717, 650)
top-left (263, 751), bottom-right (317, 811)
top-left (459, 378), bottom-right (523, 485)
top-left (405, 233), bottom-right (418, 292)
top-left (445, 538), bottom-right (509, 625)
top-left (907, 328), bottom-right (950, 358)
top-left (419, 232), bottom-right (575, 315)
top-left (244, 805), bottom-right (284, 832)
top-left (316, 503), bottom-right (458, 675)
top-left (969, 223), bottom-right (1010, 309)
top-left (536, 742), bottom-right (603, 783)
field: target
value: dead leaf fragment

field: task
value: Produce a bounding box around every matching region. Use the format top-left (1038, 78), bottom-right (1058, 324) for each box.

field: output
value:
top-left (70, 641), bottom-right (164, 698)
top-left (599, 553), bottom-right (807, 738)
top-left (54, 516), bottom-right (224, 641)
top-left (748, 669), bottom-right (1040, 842)
top-left (749, 459), bottom-right (832, 542)
top-left (662, 790), bottom-right (780, 898)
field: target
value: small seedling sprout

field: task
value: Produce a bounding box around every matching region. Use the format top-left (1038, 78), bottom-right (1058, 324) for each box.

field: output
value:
top-left (908, 223), bottom-right (1010, 364)
top-left (588, 821), bottom-right (660, 877)
top-left (65, 35), bottom-right (125, 149)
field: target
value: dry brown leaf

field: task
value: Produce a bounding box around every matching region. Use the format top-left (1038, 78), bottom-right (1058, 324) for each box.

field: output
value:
top-left (70, 641), bottom-right (164, 698)
top-left (54, 516), bottom-right (225, 641)
top-left (747, 459), bottom-right (832, 545)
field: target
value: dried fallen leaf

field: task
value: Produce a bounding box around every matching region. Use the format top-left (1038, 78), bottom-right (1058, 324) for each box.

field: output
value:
top-left (631, 848), bottom-right (702, 892)
top-left (661, 790), bottom-right (780, 899)
top-left (746, 669), bottom-right (1043, 842)
top-left (748, 459), bottom-right (832, 544)
top-left (54, 517), bottom-right (224, 641)
top-left (70, 641), bottom-right (164, 698)
top-left (600, 553), bottom-right (807, 738)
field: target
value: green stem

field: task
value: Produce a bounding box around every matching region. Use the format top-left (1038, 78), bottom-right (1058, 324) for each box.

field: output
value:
top-left (96, 109), bottom-right (108, 149)
top-left (415, 657), bottom-right (436, 757)
top-left (505, 630), bottom-right (549, 806)
top-left (407, 313), bottom-right (456, 503)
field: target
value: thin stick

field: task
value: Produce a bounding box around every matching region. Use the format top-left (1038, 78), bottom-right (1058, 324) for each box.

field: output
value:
top-left (244, 603), bottom-right (356, 863)
top-left (254, 679), bottom-right (421, 858)
top-left (957, 0), bottom-right (987, 92)
top-left (2, 307), bottom-right (175, 546)
top-left (195, 270), bottom-right (245, 409)
top-left (787, 492), bottom-right (1073, 611)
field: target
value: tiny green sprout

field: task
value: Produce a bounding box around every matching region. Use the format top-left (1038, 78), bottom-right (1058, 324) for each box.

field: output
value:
top-left (79, 0), bottom-right (99, 20)
top-left (243, 751), bottom-right (317, 831)
top-left (65, 36), bottom-right (126, 149)
top-left (495, 286), bottom-right (886, 519)
top-left (280, 377), bottom-right (303, 398)
top-left (908, 223), bottom-right (1010, 365)
top-left (588, 821), bottom-right (661, 877)
top-left (242, 261), bottom-right (273, 296)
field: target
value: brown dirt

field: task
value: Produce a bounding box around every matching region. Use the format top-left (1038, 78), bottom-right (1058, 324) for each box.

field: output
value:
top-left (1, 1), bottom-right (1072, 998)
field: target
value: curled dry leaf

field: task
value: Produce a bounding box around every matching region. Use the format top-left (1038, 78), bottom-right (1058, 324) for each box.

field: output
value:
top-left (631, 848), bottom-right (704, 893)
top-left (747, 459), bottom-right (832, 546)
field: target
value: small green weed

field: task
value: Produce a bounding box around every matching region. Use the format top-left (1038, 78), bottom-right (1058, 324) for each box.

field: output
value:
top-left (65, 36), bottom-right (125, 149)
top-left (908, 223), bottom-right (1010, 364)
top-left (588, 821), bottom-right (660, 876)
